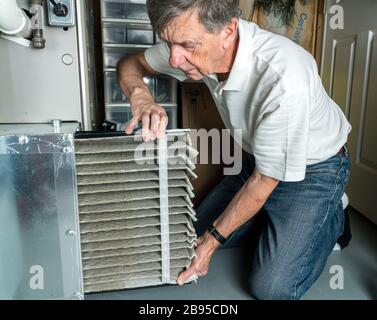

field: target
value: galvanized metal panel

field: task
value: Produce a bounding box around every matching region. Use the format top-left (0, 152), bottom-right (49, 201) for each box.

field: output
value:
top-left (0, 123), bottom-right (83, 300)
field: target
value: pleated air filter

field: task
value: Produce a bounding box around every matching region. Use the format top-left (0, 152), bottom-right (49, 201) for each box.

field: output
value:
top-left (74, 131), bottom-right (199, 293)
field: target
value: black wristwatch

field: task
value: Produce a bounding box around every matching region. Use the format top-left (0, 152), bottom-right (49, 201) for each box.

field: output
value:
top-left (207, 225), bottom-right (228, 245)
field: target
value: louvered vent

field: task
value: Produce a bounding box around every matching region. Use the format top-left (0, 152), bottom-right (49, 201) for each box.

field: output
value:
top-left (74, 131), bottom-right (198, 293)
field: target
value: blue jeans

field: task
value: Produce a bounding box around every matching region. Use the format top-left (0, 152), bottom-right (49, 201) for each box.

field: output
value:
top-left (194, 147), bottom-right (351, 300)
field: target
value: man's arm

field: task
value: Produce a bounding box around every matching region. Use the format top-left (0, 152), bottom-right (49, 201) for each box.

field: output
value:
top-left (177, 169), bottom-right (279, 284)
top-left (116, 51), bottom-right (167, 141)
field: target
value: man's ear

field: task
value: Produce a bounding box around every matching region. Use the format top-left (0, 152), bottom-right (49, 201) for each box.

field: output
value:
top-left (222, 18), bottom-right (239, 49)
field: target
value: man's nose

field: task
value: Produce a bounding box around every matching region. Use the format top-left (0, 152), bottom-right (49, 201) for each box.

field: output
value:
top-left (169, 45), bottom-right (186, 68)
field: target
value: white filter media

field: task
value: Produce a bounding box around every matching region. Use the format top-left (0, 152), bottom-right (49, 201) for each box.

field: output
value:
top-left (75, 131), bottom-right (198, 293)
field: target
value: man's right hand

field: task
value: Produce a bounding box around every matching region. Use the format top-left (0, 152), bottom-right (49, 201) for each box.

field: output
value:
top-left (126, 86), bottom-right (169, 142)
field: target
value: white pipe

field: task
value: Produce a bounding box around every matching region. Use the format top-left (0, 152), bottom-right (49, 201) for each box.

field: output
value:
top-left (0, 0), bottom-right (31, 38)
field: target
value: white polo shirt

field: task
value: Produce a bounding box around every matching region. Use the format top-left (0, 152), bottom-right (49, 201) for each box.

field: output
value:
top-left (145, 19), bottom-right (352, 182)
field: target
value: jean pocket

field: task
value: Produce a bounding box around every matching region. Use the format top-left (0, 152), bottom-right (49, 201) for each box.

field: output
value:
top-left (306, 162), bottom-right (339, 175)
top-left (305, 168), bottom-right (338, 175)
top-left (306, 154), bottom-right (342, 175)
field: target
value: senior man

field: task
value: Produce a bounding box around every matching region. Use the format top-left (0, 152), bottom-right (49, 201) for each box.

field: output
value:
top-left (117, 0), bottom-right (352, 300)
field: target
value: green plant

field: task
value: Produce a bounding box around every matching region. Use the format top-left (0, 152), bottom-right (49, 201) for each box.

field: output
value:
top-left (256, 0), bottom-right (311, 27)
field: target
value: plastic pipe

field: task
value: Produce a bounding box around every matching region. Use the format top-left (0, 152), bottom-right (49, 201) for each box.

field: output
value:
top-left (0, 0), bottom-right (31, 38)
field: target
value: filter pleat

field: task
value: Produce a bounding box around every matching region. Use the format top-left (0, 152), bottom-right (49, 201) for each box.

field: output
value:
top-left (75, 132), bottom-right (198, 293)
top-left (81, 233), bottom-right (196, 252)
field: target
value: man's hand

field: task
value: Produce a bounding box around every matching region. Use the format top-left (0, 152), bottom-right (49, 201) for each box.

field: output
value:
top-left (177, 231), bottom-right (220, 285)
top-left (116, 52), bottom-right (166, 142)
top-left (125, 86), bottom-right (168, 142)
top-left (177, 170), bottom-right (279, 285)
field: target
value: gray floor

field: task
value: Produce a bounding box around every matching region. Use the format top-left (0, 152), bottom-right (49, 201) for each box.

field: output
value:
top-left (86, 208), bottom-right (377, 300)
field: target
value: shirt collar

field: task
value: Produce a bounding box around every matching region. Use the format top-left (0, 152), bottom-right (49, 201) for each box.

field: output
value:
top-left (206, 19), bottom-right (253, 92)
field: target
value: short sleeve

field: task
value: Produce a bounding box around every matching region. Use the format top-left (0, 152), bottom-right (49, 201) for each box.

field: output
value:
top-left (252, 90), bottom-right (311, 182)
top-left (144, 42), bottom-right (188, 82)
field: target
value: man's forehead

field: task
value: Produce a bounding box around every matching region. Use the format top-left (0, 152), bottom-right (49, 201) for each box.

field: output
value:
top-left (161, 30), bottom-right (201, 46)
top-left (160, 9), bottom-right (205, 44)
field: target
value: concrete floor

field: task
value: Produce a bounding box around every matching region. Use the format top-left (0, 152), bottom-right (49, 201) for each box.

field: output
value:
top-left (86, 208), bottom-right (377, 300)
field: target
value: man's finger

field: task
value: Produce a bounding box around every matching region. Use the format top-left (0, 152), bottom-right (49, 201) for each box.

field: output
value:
top-left (125, 116), bottom-right (140, 135)
top-left (150, 112), bottom-right (161, 140)
top-left (141, 112), bottom-right (151, 141)
top-left (177, 265), bottom-right (196, 286)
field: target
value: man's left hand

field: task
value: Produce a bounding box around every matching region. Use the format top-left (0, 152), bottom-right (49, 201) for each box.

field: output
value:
top-left (176, 232), bottom-right (220, 285)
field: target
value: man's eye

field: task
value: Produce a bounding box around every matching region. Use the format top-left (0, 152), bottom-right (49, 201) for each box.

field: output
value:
top-left (184, 46), bottom-right (194, 51)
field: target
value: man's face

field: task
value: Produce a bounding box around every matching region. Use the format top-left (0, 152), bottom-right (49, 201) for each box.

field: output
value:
top-left (159, 10), bottom-right (231, 80)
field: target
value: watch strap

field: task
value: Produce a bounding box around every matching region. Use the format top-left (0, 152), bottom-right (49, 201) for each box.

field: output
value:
top-left (208, 225), bottom-right (228, 245)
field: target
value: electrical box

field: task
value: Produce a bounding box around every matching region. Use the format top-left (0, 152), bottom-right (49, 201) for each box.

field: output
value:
top-left (47, 0), bottom-right (75, 27)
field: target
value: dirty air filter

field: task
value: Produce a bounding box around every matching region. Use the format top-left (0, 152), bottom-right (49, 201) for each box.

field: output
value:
top-left (74, 131), bottom-right (199, 293)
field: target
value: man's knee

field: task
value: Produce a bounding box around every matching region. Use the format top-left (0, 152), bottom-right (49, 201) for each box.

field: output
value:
top-left (249, 268), bottom-right (301, 300)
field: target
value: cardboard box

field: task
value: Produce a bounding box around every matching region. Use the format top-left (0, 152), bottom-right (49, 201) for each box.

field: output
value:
top-left (251, 0), bottom-right (323, 60)
top-left (239, 0), bottom-right (255, 21)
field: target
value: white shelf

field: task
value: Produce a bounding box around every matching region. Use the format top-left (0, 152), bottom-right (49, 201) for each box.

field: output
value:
top-left (102, 43), bottom-right (152, 49)
top-left (101, 18), bottom-right (151, 25)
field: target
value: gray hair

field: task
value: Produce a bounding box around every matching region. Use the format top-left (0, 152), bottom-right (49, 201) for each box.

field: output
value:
top-left (146, 0), bottom-right (240, 35)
